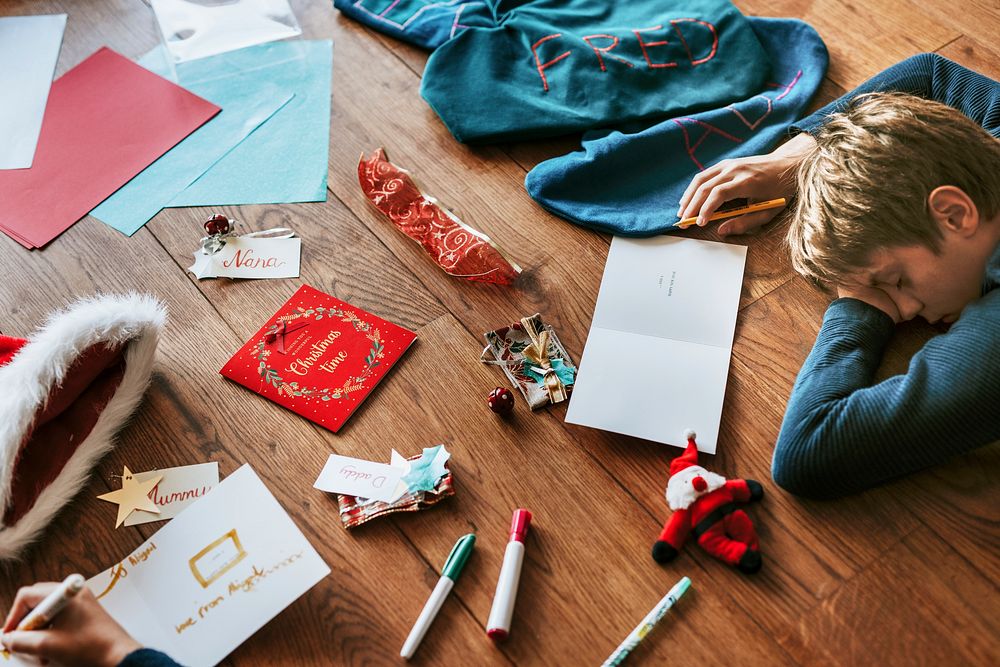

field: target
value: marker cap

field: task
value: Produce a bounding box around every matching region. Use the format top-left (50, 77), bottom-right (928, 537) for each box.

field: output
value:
top-left (442, 533), bottom-right (476, 581)
top-left (509, 509), bottom-right (531, 543)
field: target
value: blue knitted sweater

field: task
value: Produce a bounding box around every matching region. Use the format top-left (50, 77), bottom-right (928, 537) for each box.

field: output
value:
top-left (772, 54), bottom-right (1000, 498)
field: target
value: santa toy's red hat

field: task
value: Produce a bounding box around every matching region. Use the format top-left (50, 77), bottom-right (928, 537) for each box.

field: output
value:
top-left (0, 294), bottom-right (165, 560)
top-left (669, 429), bottom-right (701, 476)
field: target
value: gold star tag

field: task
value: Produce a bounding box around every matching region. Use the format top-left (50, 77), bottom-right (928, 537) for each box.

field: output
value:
top-left (97, 466), bottom-right (163, 528)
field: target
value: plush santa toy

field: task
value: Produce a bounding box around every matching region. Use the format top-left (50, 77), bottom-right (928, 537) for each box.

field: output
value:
top-left (0, 294), bottom-right (164, 561)
top-left (652, 430), bottom-right (764, 574)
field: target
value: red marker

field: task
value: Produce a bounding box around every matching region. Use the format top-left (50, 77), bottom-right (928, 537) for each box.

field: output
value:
top-left (486, 509), bottom-right (532, 641)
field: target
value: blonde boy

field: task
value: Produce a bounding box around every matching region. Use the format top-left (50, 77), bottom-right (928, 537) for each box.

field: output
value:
top-left (678, 54), bottom-right (1000, 497)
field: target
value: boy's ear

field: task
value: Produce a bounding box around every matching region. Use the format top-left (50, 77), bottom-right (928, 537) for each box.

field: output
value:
top-left (928, 185), bottom-right (978, 236)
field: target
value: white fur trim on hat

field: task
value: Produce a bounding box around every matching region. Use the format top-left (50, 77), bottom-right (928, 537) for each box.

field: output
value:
top-left (0, 294), bottom-right (166, 561)
top-left (666, 466), bottom-right (727, 510)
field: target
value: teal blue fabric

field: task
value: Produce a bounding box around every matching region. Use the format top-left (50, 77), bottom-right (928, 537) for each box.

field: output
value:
top-left (525, 17), bottom-right (827, 236)
top-left (333, 0), bottom-right (495, 50)
top-left (420, 0), bottom-right (772, 143)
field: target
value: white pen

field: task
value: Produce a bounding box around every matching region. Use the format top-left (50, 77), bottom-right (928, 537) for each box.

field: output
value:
top-left (486, 508), bottom-right (532, 641)
top-left (16, 574), bottom-right (86, 631)
top-left (400, 533), bottom-right (476, 660)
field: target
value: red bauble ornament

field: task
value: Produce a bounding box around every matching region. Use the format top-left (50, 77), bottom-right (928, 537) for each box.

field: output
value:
top-left (204, 214), bottom-right (232, 236)
top-left (487, 387), bottom-right (515, 415)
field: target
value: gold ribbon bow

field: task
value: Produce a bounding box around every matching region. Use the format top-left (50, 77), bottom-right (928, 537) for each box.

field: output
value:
top-left (520, 317), bottom-right (568, 404)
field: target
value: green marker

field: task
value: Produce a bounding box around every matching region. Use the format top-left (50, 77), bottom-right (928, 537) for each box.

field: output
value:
top-left (400, 533), bottom-right (476, 660)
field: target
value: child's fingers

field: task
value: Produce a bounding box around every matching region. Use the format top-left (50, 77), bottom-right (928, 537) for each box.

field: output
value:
top-left (680, 171), bottom-right (732, 221)
top-left (717, 209), bottom-right (782, 236)
top-left (2, 583), bottom-right (58, 632)
top-left (678, 163), bottom-right (726, 216)
top-left (677, 163), bottom-right (726, 218)
top-left (696, 182), bottom-right (745, 226)
top-left (1, 629), bottom-right (50, 656)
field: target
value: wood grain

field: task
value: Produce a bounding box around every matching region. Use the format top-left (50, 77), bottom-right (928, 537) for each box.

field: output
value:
top-left (0, 0), bottom-right (997, 664)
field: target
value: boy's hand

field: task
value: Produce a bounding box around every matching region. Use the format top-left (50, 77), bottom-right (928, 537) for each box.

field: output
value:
top-left (836, 285), bottom-right (902, 323)
top-left (2, 583), bottom-right (141, 667)
top-left (677, 133), bottom-right (817, 236)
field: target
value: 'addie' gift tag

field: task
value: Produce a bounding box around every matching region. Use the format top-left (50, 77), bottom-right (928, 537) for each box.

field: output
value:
top-left (189, 237), bottom-right (301, 280)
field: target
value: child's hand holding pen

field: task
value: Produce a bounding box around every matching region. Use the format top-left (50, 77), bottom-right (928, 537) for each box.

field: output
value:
top-left (1, 576), bottom-right (140, 667)
top-left (676, 132), bottom-right (817, 236)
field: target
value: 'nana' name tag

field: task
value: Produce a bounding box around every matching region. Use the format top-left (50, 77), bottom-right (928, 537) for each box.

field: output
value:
top-left (188, 237), bottom-right (301, 280)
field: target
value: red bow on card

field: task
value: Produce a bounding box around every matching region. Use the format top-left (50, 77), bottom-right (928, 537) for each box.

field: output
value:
top-left (358, 148), bottom-right (521, 285)
top-left (265, 320), bottom-right (309, 354)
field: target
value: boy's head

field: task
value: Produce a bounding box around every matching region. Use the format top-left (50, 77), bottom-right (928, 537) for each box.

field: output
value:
top-left (788, 92), bottom-right (1000, 323)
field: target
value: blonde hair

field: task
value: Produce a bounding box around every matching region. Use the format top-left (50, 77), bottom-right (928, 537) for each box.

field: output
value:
top-left (788, 92), bottom-right (1000, 283)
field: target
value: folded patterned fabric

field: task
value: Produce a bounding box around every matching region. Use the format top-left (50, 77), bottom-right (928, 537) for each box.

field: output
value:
top-left (337, 450), bottom-right (454, 529)
top-left (481, 314), bottom-right (576, 409)
top-left (525, 17), bottom-right (828, 236)
top-left (333, 0), bottom-right (495, 50)
top-left (334, 1), bottom-right (773, 144)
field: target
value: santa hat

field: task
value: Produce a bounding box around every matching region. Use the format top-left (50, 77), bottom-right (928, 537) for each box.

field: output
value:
top-left (0, 294), bottom-right (165, 561)
top-left (669, 429), bottom-right (701, 476)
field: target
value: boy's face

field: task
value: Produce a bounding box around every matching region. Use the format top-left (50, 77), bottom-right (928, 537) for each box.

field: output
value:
top-left (853, 235), bottom-right (986, 324)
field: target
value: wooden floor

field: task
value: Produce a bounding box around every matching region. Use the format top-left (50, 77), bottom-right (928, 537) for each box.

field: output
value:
top-left (2, 0), bottom-right (998, 665)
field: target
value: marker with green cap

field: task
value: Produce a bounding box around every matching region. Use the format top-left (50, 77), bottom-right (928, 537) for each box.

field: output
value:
top-left (400, 533), bottom-right (476, 660)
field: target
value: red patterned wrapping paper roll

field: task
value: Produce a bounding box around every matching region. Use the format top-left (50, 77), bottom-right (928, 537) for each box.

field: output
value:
top-left (358, 148), bottom-right (521, 285)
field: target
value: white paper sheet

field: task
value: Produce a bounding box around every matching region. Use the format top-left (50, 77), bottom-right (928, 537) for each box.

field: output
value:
top-left (566, 236), bottom-right (747, 453)
top-left (0, 15), bottom-right (66, 169)
top-left (4, 465), bottom-right (329, 667)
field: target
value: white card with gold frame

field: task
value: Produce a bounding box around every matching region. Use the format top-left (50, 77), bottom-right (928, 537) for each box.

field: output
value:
top-left (76, 465), bottom-right (329, 667)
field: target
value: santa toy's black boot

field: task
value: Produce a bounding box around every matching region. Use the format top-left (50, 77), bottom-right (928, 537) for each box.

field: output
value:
top-left (737, 548), bottom-right (763, 574)
top-left (652, 541), bottom-right (679, 564)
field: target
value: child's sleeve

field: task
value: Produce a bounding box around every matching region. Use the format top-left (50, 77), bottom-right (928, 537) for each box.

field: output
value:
top-left (771, 293), bottom-right (1000, 499)
top-left (792, 53), bottom-right (1000, 137)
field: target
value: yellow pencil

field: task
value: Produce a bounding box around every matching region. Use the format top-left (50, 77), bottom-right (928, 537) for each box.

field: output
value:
top-left (674, 197), bottom-right (787, 229)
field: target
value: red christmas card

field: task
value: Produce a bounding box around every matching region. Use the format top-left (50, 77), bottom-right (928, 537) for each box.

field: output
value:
top-left (220, 285), bottom-right (417, 432)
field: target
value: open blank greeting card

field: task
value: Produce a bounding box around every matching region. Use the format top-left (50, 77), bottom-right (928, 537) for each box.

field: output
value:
top-left (566, 236), bottom-right (747, 453)
top-left (29, 465), bottom-right (330, 667)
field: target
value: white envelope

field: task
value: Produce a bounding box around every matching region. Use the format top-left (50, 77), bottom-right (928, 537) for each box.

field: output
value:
top-left (566, 236), bottom-right (747, 453)
top-left (0, 15), bottom-right (66, 169)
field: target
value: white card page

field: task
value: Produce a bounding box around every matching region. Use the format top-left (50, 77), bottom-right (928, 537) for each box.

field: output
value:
top-left (0, 15), bottom-right (66, 169)
top-left (74, 465), bottom-right (326, 667)
top-left (565, 236), bottom-right (747, 453)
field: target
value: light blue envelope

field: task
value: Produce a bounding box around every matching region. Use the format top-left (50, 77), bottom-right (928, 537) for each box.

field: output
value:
top-left (166, 40), bottom-right (332, 207)
top-left (92, 76), bottom-right (293, 235)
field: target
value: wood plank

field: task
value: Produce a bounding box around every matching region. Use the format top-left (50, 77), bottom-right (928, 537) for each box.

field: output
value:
top-left (938, 34), bottom-right (1000, 80)
top-left (735, 0), bottom-right (960, 89)
top-left (775, 526), bottom-right (1000, 665)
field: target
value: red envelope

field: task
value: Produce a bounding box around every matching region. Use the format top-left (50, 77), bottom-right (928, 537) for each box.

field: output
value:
top-left (0, 47), bottom-right (219, 248)
top-left (220, 285), bottom-right (418, 433)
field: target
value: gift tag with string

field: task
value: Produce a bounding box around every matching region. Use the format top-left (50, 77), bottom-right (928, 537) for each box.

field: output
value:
top-left (188, 213), bottom-right (301, 280)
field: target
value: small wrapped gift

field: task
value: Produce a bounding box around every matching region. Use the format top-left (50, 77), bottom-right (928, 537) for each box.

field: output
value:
top-left (337, 446), bottom-right (454, 529)
top-left (481, 314), bottom-right (577, 409)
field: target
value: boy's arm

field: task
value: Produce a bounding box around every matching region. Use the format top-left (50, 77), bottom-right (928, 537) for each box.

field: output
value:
top-left (794, 53), bottom-right (1000, 137)
top-left (771, 294), bottom-right (1000, 499)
